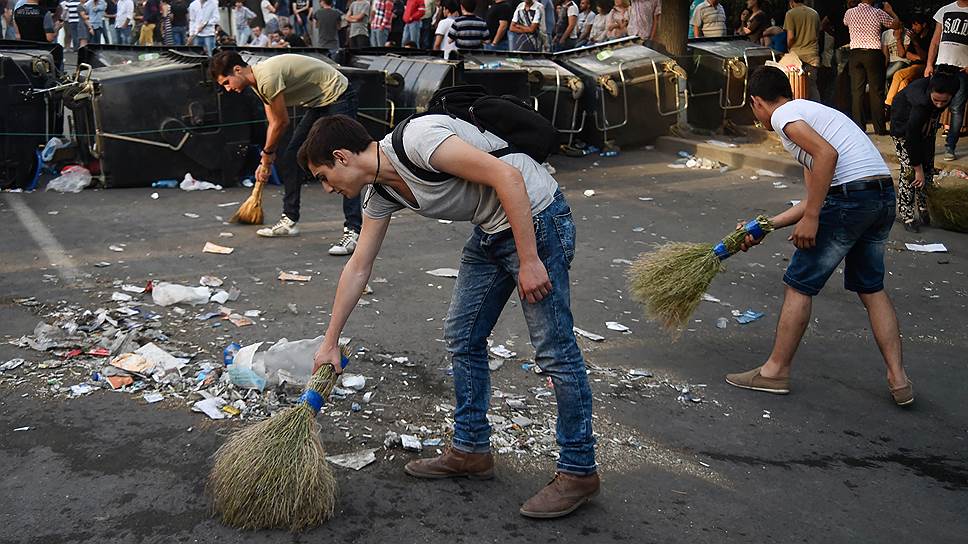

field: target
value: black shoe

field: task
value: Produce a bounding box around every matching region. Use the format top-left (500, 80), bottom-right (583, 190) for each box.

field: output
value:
top-left (903, 221), bottom-right (920, 233)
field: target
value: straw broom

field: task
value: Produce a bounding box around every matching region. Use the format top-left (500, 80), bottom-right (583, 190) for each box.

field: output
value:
top-left (628, 216), bottom-right (774, 331)
top-left (229, 181), bottom-right (266, 225)
top-left (207, 347), bottom-right (350, 531)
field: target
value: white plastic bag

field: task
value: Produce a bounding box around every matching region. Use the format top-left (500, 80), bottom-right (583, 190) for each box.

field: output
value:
top-left (180, 173), bottom-right (222, 191)
top-left (261, 335), bottom-right (326, 387)
top-left (150, 282), bottom-right (211, 306)
top-left (46, 166), bottom-right (92, 193)
top-left (228, 342), bottom-right (268, 391)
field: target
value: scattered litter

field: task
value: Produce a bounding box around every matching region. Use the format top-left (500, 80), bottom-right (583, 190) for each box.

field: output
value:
top-left (611, 258), bottom-right (633, 265)
top-left (180, 173), bottom-right (222, 191)
top-left (1, 359), bottom-right (26, 371)
top-left (143, 392), bottom-right (165, 404)
top-left (677, 387), bottom-right (702, 403)
top-left (326, 448), bottom-right (378, 470)
top-left (150, 192), bottom-right (159, 200)
top-left (489, 345), bottom-right (516, 359)
top-left (70, 383), bottom-right (95, 397)
top-left (13, 427), bottom-right (31, 432)
top-left (772, 181), bottom-right (789, 189)
top-left (706, 139), bottom-right (738, 148)
top-left (152, 282), bottom-right (211, 306)
top-left (95, 261), bottom-right (112, 267)
top-left (605, 321), bottom-right (630, 332)
top-left (716, 317), bottom-right (728, 329)
top-left (111, 292), bottom-right (133, 302)
top-left (110, 353), bottom-right (151, 374)
top-left (193, 397), bottom-right (227, 419)
top-left (184, 212), bottom-right (200, 218)
top-left (243, 310), bottom-right (261, 318)
top-left (401, 434), bottom-right (423, 452)
top-left (278, 271), bottom-right (312, 282)
top-left (46, 166), bottom-right (92, 193)
top-left (734, 310), bottom-right (766, 324)
top-left (219, 232), bottom-right (234, 238)
top-left (573, 327), bottom-right (605, 342)
top-left (638, 197), bottom-right (654, 201)
top-left (203, 242), bottom-right (234, 255)
top-left (200, 275), bottom-right (223, 287)
top-left (905, 243), bottom-right (948, 253)
top-left (788, 200), bottom-right (801, 206)
top-left (755, 169), bottom-right (784, 178)
top-left (341, 374), bottom-right (366, 391)
top-left (426, 268), bottom-right (459, 278)
top-left (583, 189), bottom-right (596, 197)
top-left (227, 314), bottom-right (254, 327)
top-left (108, 245), bottom-right (124, 252)
top-left (217, 201), bottom-right (241, 207)
top-left (669, 154), bottom-right (724, 170)
top-left (511, 416), bottom-right (533, 428)
top-left (628, 369), bottom-right (653, 377)
top-left (701, 293), bottom-right (721, 303)
top-left (488, 358), bottom-right (505, 371)
top-left (762, 410), bottom-right (771, 419)
top-left (122, 284), bottom-right (144, 293)
top-left (437, 219), bottom-right (453, 224)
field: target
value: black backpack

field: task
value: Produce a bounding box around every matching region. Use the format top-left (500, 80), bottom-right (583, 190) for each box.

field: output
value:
top-left (388, 84), bottom-right (558, 184)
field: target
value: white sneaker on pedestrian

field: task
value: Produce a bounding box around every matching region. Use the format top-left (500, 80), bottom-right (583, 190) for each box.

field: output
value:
top-left (257, 215), bottom-right (299, 237)
top-left (328, 228), bottom-right (359, 256)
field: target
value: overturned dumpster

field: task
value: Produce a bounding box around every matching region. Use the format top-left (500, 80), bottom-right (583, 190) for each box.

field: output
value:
top-left (340, 49), bottom-right (461, 119)
top-left (0, 40), bottom-right (63, 190)
top-left (554, 38), bottom-right (685, 149)
top-left (63, 49), bottom-right (259, 188)
top-left (687, 37), bottom-right (777, 130)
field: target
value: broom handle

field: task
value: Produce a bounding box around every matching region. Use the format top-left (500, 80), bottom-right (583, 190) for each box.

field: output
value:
top-left (297, 355), bottom-right (349, 414)
top-left (713, 218), bottom-right (769, 261)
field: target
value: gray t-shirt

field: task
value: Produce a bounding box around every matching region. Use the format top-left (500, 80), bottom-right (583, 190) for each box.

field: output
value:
top-left (347, 0), bottom-right (369, 37)
top-left (363, 116), bottom-right (558, 234)
top-left (314, 7), bottom-right (342, 48)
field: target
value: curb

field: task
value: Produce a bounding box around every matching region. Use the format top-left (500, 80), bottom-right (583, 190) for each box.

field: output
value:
top-left (655, 136), bottom-right (802, 178)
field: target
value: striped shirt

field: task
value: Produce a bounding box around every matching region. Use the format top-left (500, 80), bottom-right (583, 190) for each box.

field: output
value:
top-left (692, 0), bottom-right (726, 38)
top-left (843, 2), bottom-right (893, 50)
top-left (448, 14), bottom-right (488, 49)
top-left (61, 0), bottom-right (80, 23)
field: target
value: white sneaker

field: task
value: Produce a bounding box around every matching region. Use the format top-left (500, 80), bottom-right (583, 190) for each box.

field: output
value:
top-left (257, 215), bottom-right (299, 237)
top-left (328, 228), bottom-right (359, 256)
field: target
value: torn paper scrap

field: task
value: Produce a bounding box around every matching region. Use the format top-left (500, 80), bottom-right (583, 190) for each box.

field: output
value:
top-left (605, 321), bottom-right (630, 332)
top-left (278, 271), bottom-right (312, 282)
top-left (573, 327), bottom-right (605, 342)
top-left (203, 242), bottom-right (235, 255)
top-left (904, 243), bottom-right (947, 253)
top-left (193, 397), bottom-right (227, 419)
top-left (326, 448), bottom-right (378, 470)
top-left (426, 268), bottom-right (459, 278)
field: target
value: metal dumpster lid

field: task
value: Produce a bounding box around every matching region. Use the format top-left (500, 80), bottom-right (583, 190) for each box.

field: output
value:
top-left (687, 37), bottom-right (775, 58)
top-left (557, 39), bottom-right (671, 72)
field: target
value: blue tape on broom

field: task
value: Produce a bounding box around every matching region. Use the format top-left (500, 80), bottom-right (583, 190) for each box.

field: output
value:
top-left (298, 356), bottom-right (349, 414)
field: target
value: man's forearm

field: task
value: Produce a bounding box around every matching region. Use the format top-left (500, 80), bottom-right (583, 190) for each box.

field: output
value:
top-left (801, 161), bottom-right (833, 221)
top-left (494, 172), bottom-right (540, 263)
top-left (263, 118), bottom-right (288, 158)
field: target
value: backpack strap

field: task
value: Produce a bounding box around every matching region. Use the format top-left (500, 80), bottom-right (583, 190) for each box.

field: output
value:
top-left (369, 182), bottom-right (406, 207)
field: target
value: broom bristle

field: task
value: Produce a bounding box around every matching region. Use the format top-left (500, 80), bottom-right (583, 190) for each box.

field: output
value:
top-left (230, 183), bottom-right (266, 225)
top-left (628, 243), bottom-right (723, 331)
top-left (207, 348), bottom-right (348, 531)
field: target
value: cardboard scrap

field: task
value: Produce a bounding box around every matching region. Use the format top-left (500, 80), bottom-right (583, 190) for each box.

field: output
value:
top-left (278, 271), bottom-right (312, 282)
top-left (326, 448), bottom-right (379, 470)
top-left (203, 242), bottom-right (235, 255)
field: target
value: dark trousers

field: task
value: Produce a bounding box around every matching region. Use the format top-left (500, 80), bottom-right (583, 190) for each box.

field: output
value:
top-left (348, 33), bottom-right (369, 48)
top-left (282, 87), bottom-right (362, 232)
top-left (420, 18), bottom-right (433, 49)
top-left (849, 48), bottom-right (887, 134)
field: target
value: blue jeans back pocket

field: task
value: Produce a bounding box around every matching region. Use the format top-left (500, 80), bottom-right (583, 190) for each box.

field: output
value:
top-left (553, 211), bottom-right (576, 265)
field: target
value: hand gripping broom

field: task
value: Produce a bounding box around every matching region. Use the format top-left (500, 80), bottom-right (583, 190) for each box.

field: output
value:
top-left (628, 216), bottom-right (774, 331)
top-left (207, 347), bottom-right (350, 531)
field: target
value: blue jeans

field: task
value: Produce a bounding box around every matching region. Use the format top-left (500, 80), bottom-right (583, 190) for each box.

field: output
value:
top-left (369, 27), bottom-right (388, 47)
top-left (281, 87), bottom-right (361, 231)
top-left (196, 34), bottom-right (216, 54)
top-left (784, 182), bottom-right (896, 296)
top-left (446, 191), bottom-right (597, 475)
top-left (484, 40), bottom-right (508, 51)
top-left (171, 25), bottom-right (187, 45)
top-left (946, 71), bottom-right (968, 151)
top-left (402, 21), bottom-right (421, 45)
top-left (117, 26), bottom-right (132, 44)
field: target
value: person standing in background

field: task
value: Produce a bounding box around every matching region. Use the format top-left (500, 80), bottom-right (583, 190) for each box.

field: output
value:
top-left (554, 0), bottom-right (577, 50)
top-left (249, 23), bottom-right (269, 44)
top-left (139, 0), bottom-right (159, 44)
top-left (274, 0), bottom-right (290, 27)
top-left (312, 0), bottom-right (342, 49)
top-left (420, 0), bottom-right (434, 48)
top-left (114, 0), bottom-right (132, 43)
top-left (188, 0), bottom-right (218, 53)
top-left (692, 0), bottom-right (725, 38)
top-left (925, 0), bottom-right (968, 161)
top-left (627, 0), bottom-right (658, 42)
top-left (785, 0), bottom-right (821, 100)
top-left (605, 0), bottom-right (628, 40)
top-left (159, 0), bottom-right (173, 43)
top-left (291, 0), bottom-right (309, 37)
top-left (12, 0), bottom-right (56, 41)
top-left (169, 0), bottom-right (187, 43)
top-left (85, 0), bottom-right (106, 42)
top-left (61, 0), bottom-right (83, 49)
top-left (103, 0), bottom-right (117, 42)
top-left (508, 0), bottom-right (540, 51)
top-left (344, 0), bottom-right (368, 48)
top-left (370, 0), bottom-right (394, 47)
top-left (233, 0), bottom-right (256, 44)
top-left (574, 0), bottom-right (594, 46)
top-left (448, 0), bottom-right (488, 51)
top-left (484, 0), bottom-right (511, 51)
top-left (261, 0), bottom-right (278, 32)
top-left (540, 0), bottom-right (554, 49)
top-left (434, 0), bottom-right (457, 56)
top-left (587, 0), bottom-right (607, 44)
top-left (843, 0), bottom-right (900, 135)
top-left (886, 15), bottom-right (932, 108)
top-left (738, 0), bottom-right (767, 44)
top-left (402, 0), bottom-right (424, 48)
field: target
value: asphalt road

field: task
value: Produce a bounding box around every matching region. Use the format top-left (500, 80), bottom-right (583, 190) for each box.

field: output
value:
top-left (1, 149), bottom-right (966, 543)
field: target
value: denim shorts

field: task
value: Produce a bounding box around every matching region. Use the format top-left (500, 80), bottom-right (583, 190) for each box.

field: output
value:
top-left (783, 185), bottom-right (896, 296)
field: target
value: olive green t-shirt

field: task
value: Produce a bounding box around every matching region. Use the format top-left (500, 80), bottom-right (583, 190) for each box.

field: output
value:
top-left (783, 5), bottom-right (820, 67)
top-left (250, 54), bottom-right (349, 108)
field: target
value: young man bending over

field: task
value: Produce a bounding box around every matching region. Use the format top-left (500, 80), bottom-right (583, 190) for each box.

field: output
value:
top-left (726, 66), bottom-right (913, 407)
top-left (301, 114), bottom-right (600, 518)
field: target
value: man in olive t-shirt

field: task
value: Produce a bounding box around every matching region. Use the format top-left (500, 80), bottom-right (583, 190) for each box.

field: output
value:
top-left (784, 0), bottom-right (821, 100)
top-left (211, 51), bottom-right (364, 255)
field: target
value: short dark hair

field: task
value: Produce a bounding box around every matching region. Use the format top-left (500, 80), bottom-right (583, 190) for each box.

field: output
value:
top-left (441, 0), bottom-right (459, 13)
top-left (210, 50), bottom-right (247, 80)
top-left (459, 0), bottom-right (475, 12)
top-left (748, 66), bottom-right (793, 102)
top-left (297, 115), bottom-right (374, 171)
top-left (930, 72), bottom-right (960, 96)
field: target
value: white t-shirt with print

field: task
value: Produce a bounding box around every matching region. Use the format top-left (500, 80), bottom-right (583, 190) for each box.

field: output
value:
top-left (770, 100), bottom-right (890, 187)
top-left (435, 16), bottom-right (456, 59)
top-left (935, 2), bottom-right (968, 68)
top-left (363, 116), bottom-right (558, 233)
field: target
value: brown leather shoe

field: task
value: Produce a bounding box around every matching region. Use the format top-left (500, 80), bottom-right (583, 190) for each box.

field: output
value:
top-left (890, 380), bottom-right (914, 407)
top-left (520, 472), bottom-right (600, 519)
top-left (404, 447), bottom-right (495, 480)
top-left (725, 366), bottom-right (790, 394)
